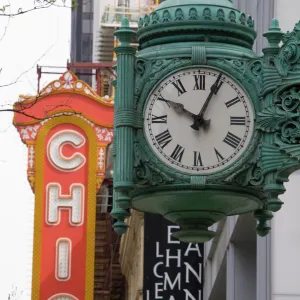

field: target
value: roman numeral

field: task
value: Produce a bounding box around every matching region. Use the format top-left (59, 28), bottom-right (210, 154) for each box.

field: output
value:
top-left (157, 94), bottom-right (170, 107)
top-left (193, 75), bottom-right (206, 90)
top-left (223, 132), bottom-right (241, 149)
top-left (155, 130), bottom-right (172, 149)
top-left (214, 148), bottom-right (224, 162)
top-left (170, 144), bottom-right (185, 163)
top-left (230, 116), bottom-right (246, 126)
top-left (225, 96), bottom-right (240, 108)
top-left (172, 79), bottom-right (187, 96)
top-left (193, 151), bottom-right (203, 166)
top-left (152, 115), bottom-right (167, 124)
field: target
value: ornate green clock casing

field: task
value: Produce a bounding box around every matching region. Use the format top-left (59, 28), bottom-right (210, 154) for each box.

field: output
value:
top-left (112, 0), bottom-right (300, 243)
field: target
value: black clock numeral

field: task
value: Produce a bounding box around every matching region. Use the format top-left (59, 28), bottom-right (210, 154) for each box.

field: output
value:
top-left (170, 144), bottom-right (185, 163)
top-left (172, 79), bottom-right (187, 96)
top-left (225, 96), bottom-right (240, 108)
top-left (223, 132), bottom-right (241, 149)
top-left (155, 130), bottom-right (172, 149)
top-left (157, 94), bottom-right (171, 107)
top-left (152, 115), bottom-right (167, 124)
top-left (193, 75), bottom-right (206, 90)
top-left (214, 148), bottom-right (224, 162)
top-left (193, 151), bottom-right (203, 166)
top-left (230, 116), bottom-right (246, 126)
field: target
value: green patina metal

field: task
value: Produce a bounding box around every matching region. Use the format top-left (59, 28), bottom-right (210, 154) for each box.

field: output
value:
top-left (113, 0), bottom-right (300, 243)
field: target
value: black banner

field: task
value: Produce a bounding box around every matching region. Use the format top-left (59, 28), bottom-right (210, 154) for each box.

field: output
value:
top-left (143, 213), bottom-right (204, 300)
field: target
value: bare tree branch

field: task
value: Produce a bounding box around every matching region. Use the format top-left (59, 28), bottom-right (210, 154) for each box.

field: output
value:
top-left (7, 285), bottom-right (22, 300)
top-left (0, 0), bottom-right (93, 17)
top-left (2, 107), bottom-right (80, 120)
top-left (0, 0), bottom-right (11, 42)
top-left (0, 44), bottom-right (54, 89)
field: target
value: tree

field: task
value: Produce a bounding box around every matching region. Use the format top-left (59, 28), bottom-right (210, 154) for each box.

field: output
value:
top-left (7, 285), bottom-right (22, 300)
top-left (0, 0), bottom-right (84, 120)
top-left (0, 0), bottom-right (78, 17)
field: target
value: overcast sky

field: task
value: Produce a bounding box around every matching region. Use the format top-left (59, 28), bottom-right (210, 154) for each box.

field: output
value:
top-left (0, 1), bottom-right (71, 298)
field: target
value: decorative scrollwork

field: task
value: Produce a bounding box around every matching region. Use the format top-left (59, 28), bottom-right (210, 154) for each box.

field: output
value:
top-left (249, 60), bottom-right (263, 77)
top-left (133, 141), bottom-right (174, 186)
top-left (212, 58), bottom-right (247, 75)
top-left (280, 87), bottom-right (300, 111)
top-left (175, 8), bottom-right (184, 21)
top-left (134, 58), bottom-right (191, 108)
top-left (256, 106), bottom-right (291, 133)
top-left (275, 134), bottom-right (300, 161)
top-left (249, 167), bottom-right (264, 186)
top-left (152, 12), bottom-right (159, 24)
top-left (239, 13), bottom-right (246, 25)
top-left (228, 11), bottom-right (236, 23)
top-left (246, 59), bottom-right (263, 87)
top-left (144, 15), bottom-right (150, 26)
top-left (217, 9), bottom-right (225, 21)
top-left (203, 8), bottom-right (211, 20)
top-left (281, 121), bottom-right (300, 144)
top-left (224, 144), bottom-right (262, 187)
top-left (137, 6), bottom-right (256, 30)
top-left (135, 59), bottom-right (146, 75)
top-left (189, 8), bottom-right (198, 20)
top-left (275, 22), bottom-right (300, 76)
top-left (162, 10), bottom-right (171, 22)
top-left (247, 16), bottom-right (254, 28)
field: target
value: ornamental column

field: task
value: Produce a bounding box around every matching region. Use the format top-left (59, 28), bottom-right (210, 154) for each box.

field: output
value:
top-left (113, 18), bottom-right (136, 210)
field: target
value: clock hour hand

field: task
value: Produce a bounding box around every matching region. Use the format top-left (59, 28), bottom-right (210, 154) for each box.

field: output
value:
top-left (164, 100), bottom-right (195, 118)
top-left (191, 73), bottom-right (223, 131)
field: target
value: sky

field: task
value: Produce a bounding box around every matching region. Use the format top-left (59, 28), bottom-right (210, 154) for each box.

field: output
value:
top-left (0, 1), bottom-right (71, 298)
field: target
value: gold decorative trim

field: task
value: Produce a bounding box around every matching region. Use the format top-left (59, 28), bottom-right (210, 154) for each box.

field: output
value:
top-left (32, 115), bottom-right (97, 300)
top-left (17, 71), bottom-right (114, 107)
top-left (13, 109), bottom-right (114, 128)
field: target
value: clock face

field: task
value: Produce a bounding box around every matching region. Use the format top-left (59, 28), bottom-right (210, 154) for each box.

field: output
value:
top-left (144, 67), bottom-right (255, 175)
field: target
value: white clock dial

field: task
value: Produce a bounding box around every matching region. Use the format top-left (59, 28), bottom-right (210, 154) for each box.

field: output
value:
top-left (143, 67), bottom-right (255, 175)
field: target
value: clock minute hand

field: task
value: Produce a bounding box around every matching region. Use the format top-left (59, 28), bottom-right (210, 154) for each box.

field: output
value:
top-left (191, 73), bottom-right (223, 131)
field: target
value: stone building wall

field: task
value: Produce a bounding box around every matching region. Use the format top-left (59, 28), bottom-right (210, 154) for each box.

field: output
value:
top-left (119, 210), bottom-right (144, 300)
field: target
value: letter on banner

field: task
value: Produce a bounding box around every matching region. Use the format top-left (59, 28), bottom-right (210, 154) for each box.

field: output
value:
top-left (56, 238), bottom-right (72, 281)
top-left (47, 130), bottom-right (86, 172)
top-left (48, 293), bottom-right (79, 300)
top-left (46, 183), bottom-right (85, 226)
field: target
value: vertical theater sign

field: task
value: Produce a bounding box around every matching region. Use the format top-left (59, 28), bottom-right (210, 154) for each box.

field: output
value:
top-left (13, 71), bottom-right (113, 300)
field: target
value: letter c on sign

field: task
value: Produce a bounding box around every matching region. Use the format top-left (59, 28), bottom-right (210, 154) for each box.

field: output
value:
top-left (47, 130), bottom-right (86, 172)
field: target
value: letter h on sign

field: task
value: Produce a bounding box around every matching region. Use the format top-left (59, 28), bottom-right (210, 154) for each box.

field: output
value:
top-left (46, 183), bottom-right (85, 226)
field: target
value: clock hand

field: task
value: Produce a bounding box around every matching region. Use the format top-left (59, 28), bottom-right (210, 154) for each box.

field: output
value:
top-left (164, 100), bottom-right (196, 118)
top-left (191, 73), bottom-right (223, 131)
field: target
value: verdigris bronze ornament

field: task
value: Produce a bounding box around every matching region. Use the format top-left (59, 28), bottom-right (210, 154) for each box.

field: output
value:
top-left (113, 0), bottom-right (300, 243)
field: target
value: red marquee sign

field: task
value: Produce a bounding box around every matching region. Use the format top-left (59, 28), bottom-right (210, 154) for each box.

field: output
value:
top-left (14, 71), bottom-right (114, 300)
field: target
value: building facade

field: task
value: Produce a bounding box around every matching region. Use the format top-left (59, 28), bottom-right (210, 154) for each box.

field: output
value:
top-left (70, 0), bottom-right (158, 87)
top-left (70, 0), bottom-right (94, 84)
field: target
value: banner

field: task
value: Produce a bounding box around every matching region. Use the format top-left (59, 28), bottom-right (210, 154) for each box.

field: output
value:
top-left (144, 214), bottom-right (204, 300)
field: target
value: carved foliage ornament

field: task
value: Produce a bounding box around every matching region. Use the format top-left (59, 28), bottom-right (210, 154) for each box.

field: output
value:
top-left (137, 6), bottom-right (254, 29)
top-left (275, 22), bottom-right (300, 76)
